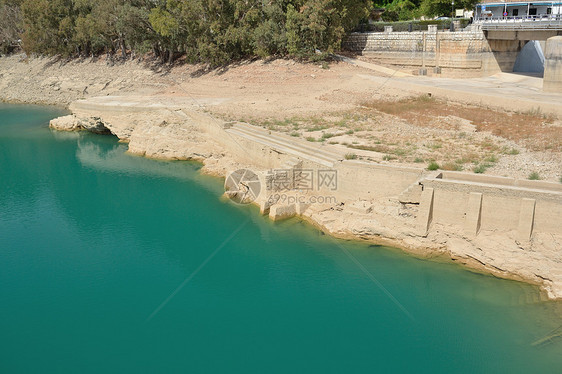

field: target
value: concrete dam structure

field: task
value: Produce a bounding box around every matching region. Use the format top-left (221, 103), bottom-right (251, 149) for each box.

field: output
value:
top-left (343, 26), bottom-right (562, 91)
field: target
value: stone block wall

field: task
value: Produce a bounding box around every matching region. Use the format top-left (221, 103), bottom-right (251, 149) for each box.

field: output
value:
top-left (343, 30), bottom-right (514, 74)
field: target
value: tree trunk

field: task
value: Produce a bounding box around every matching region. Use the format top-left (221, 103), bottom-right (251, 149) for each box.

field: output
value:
top-left (120, 35), bottom-right (126, 60)
top-left (168, 50), bottom-right (174, 64)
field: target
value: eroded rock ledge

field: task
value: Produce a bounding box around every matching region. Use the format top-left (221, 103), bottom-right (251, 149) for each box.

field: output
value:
top-left (50, 114), bottom-right (112, 135)
top-left (48, 96), bottom-right (562, 301)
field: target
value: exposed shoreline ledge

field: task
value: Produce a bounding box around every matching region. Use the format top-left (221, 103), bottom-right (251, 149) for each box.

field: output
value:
top-left (1, 54), bottom-right (560, 301)
top-left (46, 96), bottom-right (562, 301)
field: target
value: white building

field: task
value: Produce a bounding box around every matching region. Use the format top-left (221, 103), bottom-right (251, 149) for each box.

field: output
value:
top-left (475, 1), bottom-right (562, 20)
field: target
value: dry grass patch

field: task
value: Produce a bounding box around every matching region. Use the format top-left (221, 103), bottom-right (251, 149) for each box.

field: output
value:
top-left (362, 96), bottom-right (561, 152)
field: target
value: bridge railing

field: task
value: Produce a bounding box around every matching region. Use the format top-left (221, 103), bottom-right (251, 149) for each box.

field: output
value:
top-left (476, 14), bottom-right (562, 30)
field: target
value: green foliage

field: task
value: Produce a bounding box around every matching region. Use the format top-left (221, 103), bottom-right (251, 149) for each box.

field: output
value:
top-left (11, 0), bottom-right (371, 65)
top-left (419, 0), bottom-right (453, 18)
top-left (473, 164), bottom-right (487, 174)
top-left (427, 161), bottom-right (439, 171)
top-left (387, 0), bottom-right (418, 21)
top-left (19, 0), bottom-right (155, 57)
top-left (528, 172), bottom-right (541, 180)
top-left (383, 154), bottom-right (396, 161)
top-left (378, 0), bottom-right (479, 21)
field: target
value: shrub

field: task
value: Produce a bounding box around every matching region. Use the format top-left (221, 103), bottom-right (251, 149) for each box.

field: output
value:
top-left (473, 164), bottom-right (487, 174)
top-left (345, 153), bottom-right (357, 160)
top-left (506, 148), bottom-right (519, 155)
top-left (528, 172), bottom-right (540, 180)
top-left (427, 161), bottom-right (439, 171)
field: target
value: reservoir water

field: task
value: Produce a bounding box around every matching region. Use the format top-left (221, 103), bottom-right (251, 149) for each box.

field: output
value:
top-left (1, 104), bottom-right (561, 373)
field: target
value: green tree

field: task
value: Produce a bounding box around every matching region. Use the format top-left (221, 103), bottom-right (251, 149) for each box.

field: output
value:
top-left (0, 0), bottom-right (24, 54)
top-left (287, 0), bottom-right (371, 57)
top-left (21, 0), bottom-right (77, 55)
top-left (12, 0), bottom-right (373, 64)
top-left (387, 0), bottom-right (418, 21)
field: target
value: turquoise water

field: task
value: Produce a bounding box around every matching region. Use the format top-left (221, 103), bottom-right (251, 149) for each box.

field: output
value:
top-left (1, 104), bottom-right (561, 373)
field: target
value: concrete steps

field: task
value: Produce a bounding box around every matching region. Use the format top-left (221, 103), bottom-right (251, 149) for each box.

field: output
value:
top-left (232, 122), bottom-right (342, 161)
top-left (226, 122), bottom-right (341, 168)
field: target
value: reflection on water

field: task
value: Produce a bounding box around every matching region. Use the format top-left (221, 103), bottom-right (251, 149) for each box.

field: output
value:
top-left (75, 135), bottom-right (200, 181)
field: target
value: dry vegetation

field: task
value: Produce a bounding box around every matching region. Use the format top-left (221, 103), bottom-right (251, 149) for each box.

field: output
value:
top-left (225, 94), bottom-right (561, 180)
top-left (366, 96), bottom-right (560, 152)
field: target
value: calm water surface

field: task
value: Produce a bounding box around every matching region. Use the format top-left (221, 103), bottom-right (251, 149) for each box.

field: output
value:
top-left (1, 104), bottom-right (561, 373)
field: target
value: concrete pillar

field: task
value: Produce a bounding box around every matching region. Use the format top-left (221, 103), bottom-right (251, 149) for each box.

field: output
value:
top-left (384, 26), bottom-right (393, 33)
top-left (417, 188), bottom-right (434, 236)
top-left (419, 32), bottom-right (428, 76)
top-left (434, 32), bottom-right (441, 74)
top-left (517, 198), bottom-right (536, 242)
top-left (464, 192), bottom-right (483, 237)
top-left (428, 25), bottom-right (438, 34)
top-left (543, 36), bottom-right (562, 93)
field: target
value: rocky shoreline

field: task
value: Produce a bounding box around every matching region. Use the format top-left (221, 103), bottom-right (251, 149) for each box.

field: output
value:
top-left (3, 55), bottom-right (561, 301)
top-left (48, 97), bottom-right (562, 302)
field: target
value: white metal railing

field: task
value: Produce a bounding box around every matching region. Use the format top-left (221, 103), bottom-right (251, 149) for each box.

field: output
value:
top-left (475, 14), bottom-right (562, 29)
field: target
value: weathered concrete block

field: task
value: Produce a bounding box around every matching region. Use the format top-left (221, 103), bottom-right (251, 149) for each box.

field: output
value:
top-left (296, 202), bottom-right (310, 215)
top-left (464, 192), bottom-right (482, 236)
top-left (543, 36), bottom-right (562, 93)
top-left (399, 183), bottom-right (422, 204)
top-left (417, 188), bottom-right (434, 236)
top-left (269, 204), bottom-right (296, 221)
top-left (517, 198), bottom-right (536, 242)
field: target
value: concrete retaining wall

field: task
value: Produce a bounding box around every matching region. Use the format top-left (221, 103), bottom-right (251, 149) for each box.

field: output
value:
top-left (333, 160), bottom-right (423, 200)
top-left (214, 122), bottom-right (561, 240)
top-left (343, 30), bottom-right (522, 75)
top-left (69, 99), bottom-right (562, 242)
top-left (419, 172), bottom-right (562, 239)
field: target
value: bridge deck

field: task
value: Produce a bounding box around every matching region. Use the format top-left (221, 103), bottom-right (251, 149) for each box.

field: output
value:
top-left (477, 15), bottom-right (562, 30)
